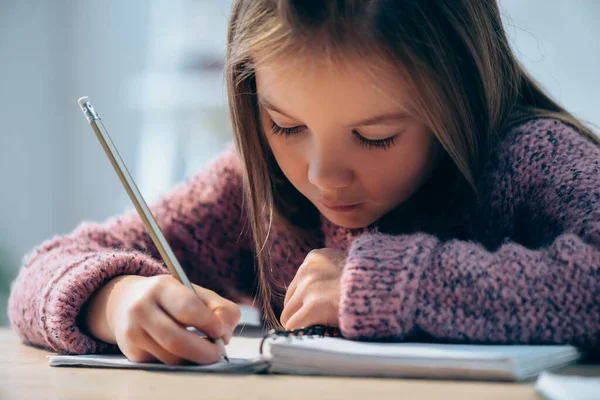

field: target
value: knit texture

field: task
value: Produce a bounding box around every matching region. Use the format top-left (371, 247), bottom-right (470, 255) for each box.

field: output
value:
top-left (8, 118), bottom-right (600, 353)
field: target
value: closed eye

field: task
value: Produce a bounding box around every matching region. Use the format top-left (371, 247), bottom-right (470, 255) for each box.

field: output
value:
top-left (269, 120), bottom-right (304, 136)
top-left (269, 119), bottom-right (398, 150)
top-left (352, 130), bottom-right (397, 150)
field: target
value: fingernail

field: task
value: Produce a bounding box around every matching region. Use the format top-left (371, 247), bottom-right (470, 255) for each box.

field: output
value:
top-left (222, 325), bottom-right (232, 343)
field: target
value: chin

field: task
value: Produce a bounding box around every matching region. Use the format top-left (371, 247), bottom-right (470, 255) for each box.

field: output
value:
top-left (321, 212), bottom-right (375, 229)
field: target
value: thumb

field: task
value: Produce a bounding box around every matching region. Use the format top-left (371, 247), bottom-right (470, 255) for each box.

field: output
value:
top-left (193, 285), bottom-right (241, 343)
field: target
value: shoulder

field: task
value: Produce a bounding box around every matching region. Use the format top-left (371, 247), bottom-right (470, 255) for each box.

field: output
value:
top-left (503, 117), bottom-right (598, 157)
top-left (204, 143), bottom-right (244, 176)
top-left (187, 143), bottom-right (243, 188)
top-left (158, 143), bottom-right (245, 214)
top-left (483, 117), bottom-right (600, 188)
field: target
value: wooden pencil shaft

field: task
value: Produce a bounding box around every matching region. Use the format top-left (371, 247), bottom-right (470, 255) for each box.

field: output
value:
top-left (89, 118), bottom-right (195, 291)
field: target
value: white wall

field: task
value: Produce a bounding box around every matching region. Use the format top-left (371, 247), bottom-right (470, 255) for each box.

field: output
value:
top-left (500, 0), bottom-right (600, 130)
top-left (0, 1), bottom-right (598, 325)
top-left (0, 1), bottom-right (150, 262)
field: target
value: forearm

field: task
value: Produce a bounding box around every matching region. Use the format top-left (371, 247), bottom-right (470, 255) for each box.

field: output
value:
top-left (339, 232), bottom-right (600, 347)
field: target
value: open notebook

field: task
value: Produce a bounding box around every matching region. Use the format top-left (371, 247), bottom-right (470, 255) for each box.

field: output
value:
top-left (49, 321), bottom-right (582, 381)
top-left (265, 336), bottom-right (581, 381)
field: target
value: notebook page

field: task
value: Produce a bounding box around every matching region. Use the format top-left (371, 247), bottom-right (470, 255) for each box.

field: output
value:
top-left (536, 372), bottom-right (600, 400)
top-left (49, 354), bottom-right (269, 373)
top-left (269, 337), bottom-right (576, 361)
top-left (267, 337), bottom-right (581, 380)
top-left (49, 333), bottom-right (269, 373)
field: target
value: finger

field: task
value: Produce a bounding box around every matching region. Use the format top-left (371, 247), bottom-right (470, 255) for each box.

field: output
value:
top-left (120, 325), bottom-right (182, 365)
top-left (144, 304), bottom-right (223, 365)
top-left (136, 329), bottom-right (183, 365)
top-left (285, 302), bottom-right (336, 331)
top-left (284, 288), bottom-right (339, 330)
top-left (154, 280), bottom-right (226, 339)
top-left (193, 285), bottom-right (241, 338)
top-left (282, 275), bottom-right (315, 326)
top-left (280, 291), bottom-right (304, 328)
top-left (283, 277), bottom-right (299, 308)
top-left (121, 345), bottom-right (156, 364)
top-left (284, 250), bottom-right (321, 307)
top-left (284, 305), bottom-right (314, 330)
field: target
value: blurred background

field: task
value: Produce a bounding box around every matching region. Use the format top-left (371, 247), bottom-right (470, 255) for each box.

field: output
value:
top-left (0, 0), bottom-right (599, 326)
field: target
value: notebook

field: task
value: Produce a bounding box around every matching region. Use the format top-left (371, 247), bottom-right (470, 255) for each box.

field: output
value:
top-left (49, 322), bottom-right (583, 381)
top-left (535, 371), bottom-right (600, 400)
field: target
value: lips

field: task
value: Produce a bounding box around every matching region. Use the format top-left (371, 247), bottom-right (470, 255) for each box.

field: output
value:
top-left (320, 200), bottom-right (361, 212)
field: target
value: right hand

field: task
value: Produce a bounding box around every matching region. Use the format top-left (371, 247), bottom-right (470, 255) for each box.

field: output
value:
top-left (84, 274), bottom-right (240, 365)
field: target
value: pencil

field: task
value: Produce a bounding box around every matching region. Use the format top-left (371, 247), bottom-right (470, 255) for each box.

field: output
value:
top-left (77, 96), bottom-right (229, 363)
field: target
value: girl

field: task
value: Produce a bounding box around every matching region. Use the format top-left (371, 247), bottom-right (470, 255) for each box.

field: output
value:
top-left (8, 0), bottom-right (600, 365)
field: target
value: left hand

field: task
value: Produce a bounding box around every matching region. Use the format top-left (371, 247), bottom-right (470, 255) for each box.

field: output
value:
top-left (280, 248), bottom-right (346, 330)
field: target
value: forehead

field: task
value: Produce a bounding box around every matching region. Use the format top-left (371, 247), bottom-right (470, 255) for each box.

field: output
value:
top-left (254, 54), bottom-right (410, 111)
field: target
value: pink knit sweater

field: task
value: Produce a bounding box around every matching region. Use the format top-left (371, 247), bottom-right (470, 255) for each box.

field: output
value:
top-left (8, 118), bottom-right (600, 354)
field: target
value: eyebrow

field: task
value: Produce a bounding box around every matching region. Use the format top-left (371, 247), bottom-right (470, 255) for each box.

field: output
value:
top-left (258, 96), bottom-right (410, 127)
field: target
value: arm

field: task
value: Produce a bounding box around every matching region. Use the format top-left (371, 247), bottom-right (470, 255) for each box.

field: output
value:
top-left (8, 146), bottom-right (254, 354)
top-left (339, 119), bottom-right (600, 348)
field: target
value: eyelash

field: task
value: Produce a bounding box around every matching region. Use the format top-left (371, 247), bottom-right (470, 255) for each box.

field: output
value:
top-left (269, 120), bottom-right (397, 150)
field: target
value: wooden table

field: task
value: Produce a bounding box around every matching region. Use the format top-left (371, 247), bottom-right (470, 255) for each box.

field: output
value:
top-left (1, 328), bottom-right (598, 400)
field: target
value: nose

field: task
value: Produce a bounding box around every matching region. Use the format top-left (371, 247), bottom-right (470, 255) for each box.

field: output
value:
top-left (307, 142), bottom-right (353, 190)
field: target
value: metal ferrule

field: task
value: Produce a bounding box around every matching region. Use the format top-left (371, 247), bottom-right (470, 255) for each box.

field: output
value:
top-left (80, 101), bottom-right (100, 122)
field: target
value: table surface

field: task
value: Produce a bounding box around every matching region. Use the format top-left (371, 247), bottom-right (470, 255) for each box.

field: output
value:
top-left (1, 328), bottom-right (598, 400)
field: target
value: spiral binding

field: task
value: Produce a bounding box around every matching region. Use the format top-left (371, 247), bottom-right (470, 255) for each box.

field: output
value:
top-left (259, 324), bottom-right (342, 355)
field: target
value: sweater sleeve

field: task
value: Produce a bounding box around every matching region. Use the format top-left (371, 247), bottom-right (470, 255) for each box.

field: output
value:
top-left (339, 119), bottom-right (600, 348)
top-left (8, 146), bottom-right (254, 354)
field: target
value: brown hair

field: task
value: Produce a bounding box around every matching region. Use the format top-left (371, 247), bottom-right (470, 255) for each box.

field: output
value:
top-left (225, 0), bottom-right (598, 328)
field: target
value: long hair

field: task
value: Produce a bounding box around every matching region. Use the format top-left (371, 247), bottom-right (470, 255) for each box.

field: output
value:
top-left (225, 0), bottom-right (598, 328)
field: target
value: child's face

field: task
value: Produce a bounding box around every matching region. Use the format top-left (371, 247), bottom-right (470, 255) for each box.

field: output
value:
top-left (255, 56), bottom-right (442, 228)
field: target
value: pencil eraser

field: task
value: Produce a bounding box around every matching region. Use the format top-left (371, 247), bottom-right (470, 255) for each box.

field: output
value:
top-left (78, 96), bottom-right (89, 107)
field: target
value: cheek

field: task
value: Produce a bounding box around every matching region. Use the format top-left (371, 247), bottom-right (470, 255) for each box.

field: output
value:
top-left (360, 130), bottom-right (440, 202)
top-left (267, 133), bottom-right (308, 187)
top-left (261, 113), bottom-right (303, 182)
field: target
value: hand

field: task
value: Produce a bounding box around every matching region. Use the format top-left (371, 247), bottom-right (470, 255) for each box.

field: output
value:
top-left (84, 275), bottom-right (240, 365)
top-left (280, 248), bottom-right (346, 330)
